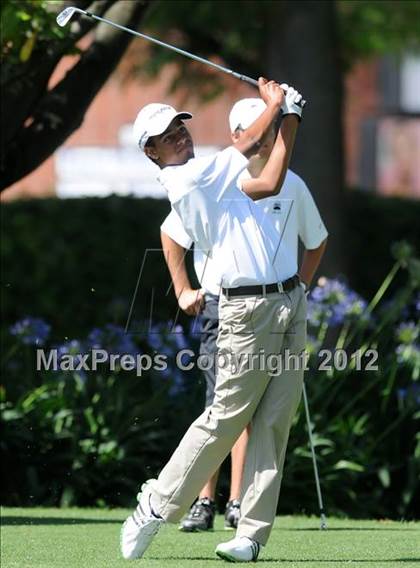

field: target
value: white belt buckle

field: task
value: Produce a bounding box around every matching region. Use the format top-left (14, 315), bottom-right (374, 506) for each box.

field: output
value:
top-left (277, 281), bottom-right (284, 293)
top-left (262, 283), bottom-right (266, 297)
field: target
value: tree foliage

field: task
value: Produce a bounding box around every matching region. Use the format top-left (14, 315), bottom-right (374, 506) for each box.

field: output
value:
top-left (1, 0), bottom-right (419, 191)
top-left (126, 0), bottom-right (420, 98)
top-left (1, 0), bottom-right (68, 65)
top-left (339, 0), bottom-right (420, 67)
top-left (125, 0), bottom-right (270, 98)
top-left (0, 0), bottom-right (151, 191)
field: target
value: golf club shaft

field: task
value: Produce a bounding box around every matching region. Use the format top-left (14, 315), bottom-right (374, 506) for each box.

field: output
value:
top-left (302, 381), bottom-right (327, 530)
top-left (78, 9), bottom-right (259, 87)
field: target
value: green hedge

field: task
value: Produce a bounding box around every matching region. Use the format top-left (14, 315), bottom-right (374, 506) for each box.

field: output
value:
top-left (2, 191), bottom-right (419, 339)
top-left (344, 190), bottom-right (420, 297)
top-left (1, 196), bottom-right (196, 339)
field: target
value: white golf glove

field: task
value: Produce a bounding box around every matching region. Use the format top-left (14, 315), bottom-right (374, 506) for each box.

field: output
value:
top-left (280, 83), bottom-right (305, 120)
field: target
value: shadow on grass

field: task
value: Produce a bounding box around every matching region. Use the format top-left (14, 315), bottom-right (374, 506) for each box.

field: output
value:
top-left (3, 517), bottom-right (417, 532)
top-left (1, 516), bottom-right (122, 526)
top-left (262, 560), bottom-right (419, 564)
top-left (150, 558), bottom-right (420, 564)
top-left (179, 527), bottom-right (419, 534)
top-left (273, 527), bottom-right (419, 532)
top-left (268, 561), bottom-right (420, 564)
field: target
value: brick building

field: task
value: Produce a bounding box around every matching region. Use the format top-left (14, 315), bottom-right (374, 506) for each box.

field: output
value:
top-left (2, 51), bottom-right (419, 201)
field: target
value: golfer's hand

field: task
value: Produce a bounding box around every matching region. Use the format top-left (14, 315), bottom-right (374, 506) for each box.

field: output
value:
top-left (178, 288), bottom-right (205, 315)
top-left (258, 77), bottom-right (284, 108)
top-left (280, 84), bottom-right (305, 119)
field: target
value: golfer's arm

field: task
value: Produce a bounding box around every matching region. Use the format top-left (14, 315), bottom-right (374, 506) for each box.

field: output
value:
top-left (299, 238), bottom-right (328, 287)
top-left (241, 115), bottom-right (299, 201)
top-left (160, 230), bottom-right (191, 297)
top-left (233, 102), bottom-right (281, 156)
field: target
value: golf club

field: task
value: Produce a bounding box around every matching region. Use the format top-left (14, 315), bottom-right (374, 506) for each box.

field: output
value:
top-left (56, 6), bottom-right (305, 106)
top-left (302, 381), bottom-right (327, 530)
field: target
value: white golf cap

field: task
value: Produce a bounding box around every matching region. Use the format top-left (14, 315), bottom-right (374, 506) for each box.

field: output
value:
top-left (133, 103), bottom-right (192, 150)
top-left (228, 98), bottom-right (267, 133)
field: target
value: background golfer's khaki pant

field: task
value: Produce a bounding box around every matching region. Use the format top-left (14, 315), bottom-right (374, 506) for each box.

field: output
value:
top-left (152, 285), bottom-right (306, 545)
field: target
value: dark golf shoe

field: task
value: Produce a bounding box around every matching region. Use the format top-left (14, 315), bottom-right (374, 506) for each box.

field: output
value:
top-left (224, 499), bottom-right (241, 530)
top-left (179, 497), bottom-right (216, 532)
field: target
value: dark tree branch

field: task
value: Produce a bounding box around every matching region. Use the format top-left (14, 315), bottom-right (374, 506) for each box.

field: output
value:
top-left (1, 0), bottom-right (151, 191)
top-left (1, 0), bottom-right (117, 147)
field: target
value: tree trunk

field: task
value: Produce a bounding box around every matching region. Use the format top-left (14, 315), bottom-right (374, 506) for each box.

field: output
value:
top-left (265, 0), bottom-right (345, 277)
top-left (1, 0), bottom-right (151, 191)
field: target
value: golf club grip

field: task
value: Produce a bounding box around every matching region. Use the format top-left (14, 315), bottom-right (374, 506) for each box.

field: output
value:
top-left (239, 75), bottom-right (305, 108)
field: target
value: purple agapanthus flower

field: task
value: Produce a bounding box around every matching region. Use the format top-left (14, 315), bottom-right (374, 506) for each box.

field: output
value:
top-left (87, 328), bottom-right (103, 349)
top-left (10, 317), bottom-right (51, 346)
top-left (87, 324), bottom-right (138, 355)
top-left (308, 278), bottom-right (368, 327)
top-left (310, 278), bottom-right (349, 304)
top-left (397, 384), bottom-right (420, 406)
top-left (306, 300), bottom-right (328, 327)
top-left (147, 322), bottom-right (166, 351)
top-left (415, 293), bottom-right (420, 315)
top-left (55, 339), bottom-right (87, 380)
top-left (149, 320), bottom-right (192, 356)
top-left (171, 324), bottom-right (188, 351)
top-left (57, 339), bottom-right (85, 358)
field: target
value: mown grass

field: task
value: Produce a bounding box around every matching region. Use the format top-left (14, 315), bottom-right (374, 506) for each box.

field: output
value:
top-left (1, 508), bottom-right (419, 567)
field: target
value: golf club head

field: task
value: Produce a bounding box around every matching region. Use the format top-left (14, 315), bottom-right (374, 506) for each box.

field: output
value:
top-left (56, 6), bottom-right (83, 27)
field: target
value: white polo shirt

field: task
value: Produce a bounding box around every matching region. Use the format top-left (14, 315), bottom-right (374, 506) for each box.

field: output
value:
top-left (158, 146), bottom-right (297, 289)
top-left (161, 166), bottom-right (328, 295)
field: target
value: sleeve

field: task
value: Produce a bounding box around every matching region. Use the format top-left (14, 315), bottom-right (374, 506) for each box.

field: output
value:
top-left (160, 209), bottom-right (193, 249)
top-left (167, 146), bottom-right (249, 204)
top-left (195, 146), bottom-right (249, 202)
top-left (297, 177), bottom-right (329, 250)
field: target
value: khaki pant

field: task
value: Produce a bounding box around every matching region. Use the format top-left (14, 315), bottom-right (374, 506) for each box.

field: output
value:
top-left (151, 284), bottom-right (307, 545)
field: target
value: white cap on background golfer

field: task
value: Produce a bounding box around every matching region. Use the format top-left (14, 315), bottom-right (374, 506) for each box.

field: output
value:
top-left (229, 98), bottom-right (267, 133)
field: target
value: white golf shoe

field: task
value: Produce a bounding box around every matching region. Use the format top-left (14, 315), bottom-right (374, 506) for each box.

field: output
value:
top-left (215, 536), bottom-right (261, 562)
top-left (120, 480), bottom-right (163, 560)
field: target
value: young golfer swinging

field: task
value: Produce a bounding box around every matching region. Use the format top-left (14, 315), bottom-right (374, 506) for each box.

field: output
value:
top-left (121, 78), bottom-right (306, 562)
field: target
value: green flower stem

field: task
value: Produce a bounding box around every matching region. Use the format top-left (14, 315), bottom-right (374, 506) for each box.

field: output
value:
top-left (1, 343), bottom-right (19, 366)
top-left (344, 261), bottom-right (402, 349)
top-left (413, 358), bottom-right (420, 381)
top-left (381, 362), bottom-right (398, 413)
top-left (317, 319), bottom-right (329, 346)
top-left (317, 378), bottom-right (343, 412)
top-left (336, 321), bottom-right (351, 350)
top-left (333, 371), bottom-right (383, 421)
top-left (362, 287), bottom-right (413, 350)
top-left (74, 373), bottom-right (85, 392)
top-left (367, 261), bottom-right (402, 314)
top-left (368, 409), bottom-right (411, 453)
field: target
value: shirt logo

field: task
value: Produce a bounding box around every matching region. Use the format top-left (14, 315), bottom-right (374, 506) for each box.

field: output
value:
top-left (272, 201), bottom-right (282, 214)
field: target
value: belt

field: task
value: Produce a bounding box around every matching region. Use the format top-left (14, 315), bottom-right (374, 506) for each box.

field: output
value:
top-left (222, 274), bottom-right (300, 298)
